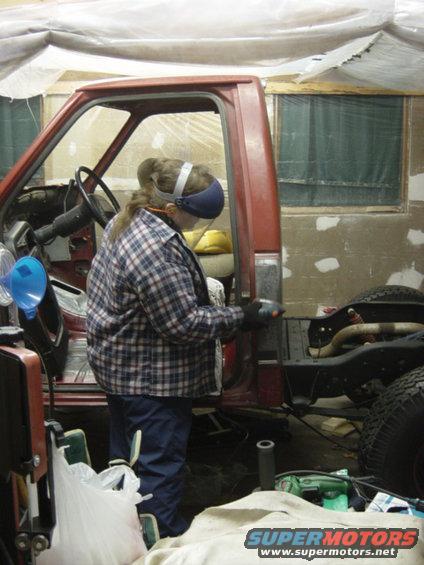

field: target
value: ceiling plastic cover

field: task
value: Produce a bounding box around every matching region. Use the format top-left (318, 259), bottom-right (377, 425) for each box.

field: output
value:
top-left (0, 0), bottom-right (423, 99)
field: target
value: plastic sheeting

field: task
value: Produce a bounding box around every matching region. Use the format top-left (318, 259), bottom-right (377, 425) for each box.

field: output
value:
top-left (0, 0), bottom-right (423, 98)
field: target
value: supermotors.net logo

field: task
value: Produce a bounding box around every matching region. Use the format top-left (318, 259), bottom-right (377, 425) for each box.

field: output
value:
top-left (244, 527), bottom-right (419, 560)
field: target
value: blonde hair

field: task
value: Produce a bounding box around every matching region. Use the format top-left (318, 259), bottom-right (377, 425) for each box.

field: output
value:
top-left (110, 157), bottom-right (214, 240)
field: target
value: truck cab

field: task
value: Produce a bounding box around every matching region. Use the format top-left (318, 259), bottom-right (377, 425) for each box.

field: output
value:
top-left (0, 76), bottom-right (284, 408)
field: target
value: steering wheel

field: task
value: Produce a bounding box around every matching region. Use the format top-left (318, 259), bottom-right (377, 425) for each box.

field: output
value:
top-left (75, 166), bottom-right (121, 228)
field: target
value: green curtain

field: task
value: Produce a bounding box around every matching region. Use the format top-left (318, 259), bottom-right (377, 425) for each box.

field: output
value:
top-left (0, 97), bottom-right (42, 179)
top-left (277, 95), bottom-right (404, 206)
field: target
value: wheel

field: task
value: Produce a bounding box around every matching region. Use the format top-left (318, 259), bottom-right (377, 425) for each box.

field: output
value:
top-left (358, 366), bottom-right (424, 497)
top-left (346, 285), bottom-right (424, 406)
top-left (350, 285), bottom-right (424, 304)
top-left (75, 166), bottom-right (121, 228)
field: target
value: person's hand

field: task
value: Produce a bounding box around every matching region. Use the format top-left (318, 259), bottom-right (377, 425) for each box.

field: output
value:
top-left (240, 300), bottom-right (285, 331)
top-left (241, 301), bottom-right (265, 330)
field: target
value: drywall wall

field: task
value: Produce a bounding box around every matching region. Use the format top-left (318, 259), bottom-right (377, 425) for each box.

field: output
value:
top-left (281, 96), bottom-right (424, 315)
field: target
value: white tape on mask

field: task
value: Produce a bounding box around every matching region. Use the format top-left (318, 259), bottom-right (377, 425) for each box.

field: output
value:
top-left (173, 162), bottom-right (193, 198)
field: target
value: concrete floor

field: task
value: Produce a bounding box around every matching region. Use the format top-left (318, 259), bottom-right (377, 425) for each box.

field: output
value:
top-left (53, 396), bottom-right (360, 527)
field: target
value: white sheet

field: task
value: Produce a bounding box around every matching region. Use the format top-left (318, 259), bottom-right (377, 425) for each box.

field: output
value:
top-left (133, 491), bottom-right (424, 564)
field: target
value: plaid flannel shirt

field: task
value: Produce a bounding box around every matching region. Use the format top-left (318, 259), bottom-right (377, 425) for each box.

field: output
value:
top-left (86, 209), bottom-right (244, 397)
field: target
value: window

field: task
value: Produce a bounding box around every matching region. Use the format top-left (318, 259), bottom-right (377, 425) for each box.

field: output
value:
top-left (19, 99), bottom-right (233, 270)
top-left (275, 94), bottom-right (405, 208)
top-left (39, 105), bottom-right (129, 185)
top-left (103, 111), bottom-right (228, 224)
top-left (0, 96), bottom-right (42, 179)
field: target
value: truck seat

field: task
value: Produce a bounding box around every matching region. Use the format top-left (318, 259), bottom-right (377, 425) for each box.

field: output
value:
top-left (198, 253), bottom-right (234, 304)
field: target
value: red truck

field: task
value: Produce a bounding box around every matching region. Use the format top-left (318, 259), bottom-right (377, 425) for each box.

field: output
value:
top-left (1, 76), bottom-right (424, 498)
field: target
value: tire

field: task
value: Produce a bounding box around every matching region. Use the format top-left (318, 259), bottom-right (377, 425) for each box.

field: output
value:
top-left (358, 367), bottom-right (424, 497)
top-left (350, 285), bottom-right (424, 304)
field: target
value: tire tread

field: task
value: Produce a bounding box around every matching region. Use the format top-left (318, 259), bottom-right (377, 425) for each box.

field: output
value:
top-left (359, 367), bottom-right (424, 494)
top-left (351, 285), bottom-right (424, 304)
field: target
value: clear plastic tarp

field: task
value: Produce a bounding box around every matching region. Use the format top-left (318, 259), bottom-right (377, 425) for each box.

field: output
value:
top-left (0, 0), bottom-right (423, 98)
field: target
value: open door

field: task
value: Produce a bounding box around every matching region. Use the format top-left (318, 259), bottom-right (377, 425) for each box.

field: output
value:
top-left (0, 77), bottom-right (274, 406)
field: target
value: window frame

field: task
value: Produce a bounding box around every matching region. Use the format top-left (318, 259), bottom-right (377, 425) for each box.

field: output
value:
top-left (0, 96), bottom-right (43, 181)
top-left (267, 83), bottom-right (411, 214)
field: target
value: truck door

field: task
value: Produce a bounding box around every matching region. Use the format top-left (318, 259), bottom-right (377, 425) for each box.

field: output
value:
top-left (0, 77), bottom-right (283, 406)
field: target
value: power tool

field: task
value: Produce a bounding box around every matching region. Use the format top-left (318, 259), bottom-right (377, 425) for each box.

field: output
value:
top-left (257, 299), bottom-right (285, 320)
top-left (275, 470), bottom-right (350, 511)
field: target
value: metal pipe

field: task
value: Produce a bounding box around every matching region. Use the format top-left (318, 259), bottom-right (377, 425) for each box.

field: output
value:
top-left (257, 439), bottom-right (276, 490)
top-left (309, 322), bottom-right (424, 359)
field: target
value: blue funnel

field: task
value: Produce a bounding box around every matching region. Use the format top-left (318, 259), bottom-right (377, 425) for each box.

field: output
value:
top-left (0, 257), bottom-right (47, 320)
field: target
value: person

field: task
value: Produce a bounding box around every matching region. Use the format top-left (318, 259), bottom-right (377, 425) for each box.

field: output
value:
top-left (86, 157), bottom-right (269, 538)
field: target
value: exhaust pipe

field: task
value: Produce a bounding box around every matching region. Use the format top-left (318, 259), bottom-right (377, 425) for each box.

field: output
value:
top-left (309, 322), bottom-right (424, 358)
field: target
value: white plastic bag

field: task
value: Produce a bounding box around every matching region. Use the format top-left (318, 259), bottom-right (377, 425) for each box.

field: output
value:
top-left (38, 444), bottom-right (147, 565)
top-left (207, 277), bottom-right (225, 395)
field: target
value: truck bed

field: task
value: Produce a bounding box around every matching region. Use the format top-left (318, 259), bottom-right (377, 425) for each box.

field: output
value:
top-left (282, 318), bottom-right (311, 361)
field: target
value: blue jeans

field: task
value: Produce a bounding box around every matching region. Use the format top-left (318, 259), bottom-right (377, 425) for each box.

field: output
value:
top-left (106, 393), bottom-right (192, 538)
